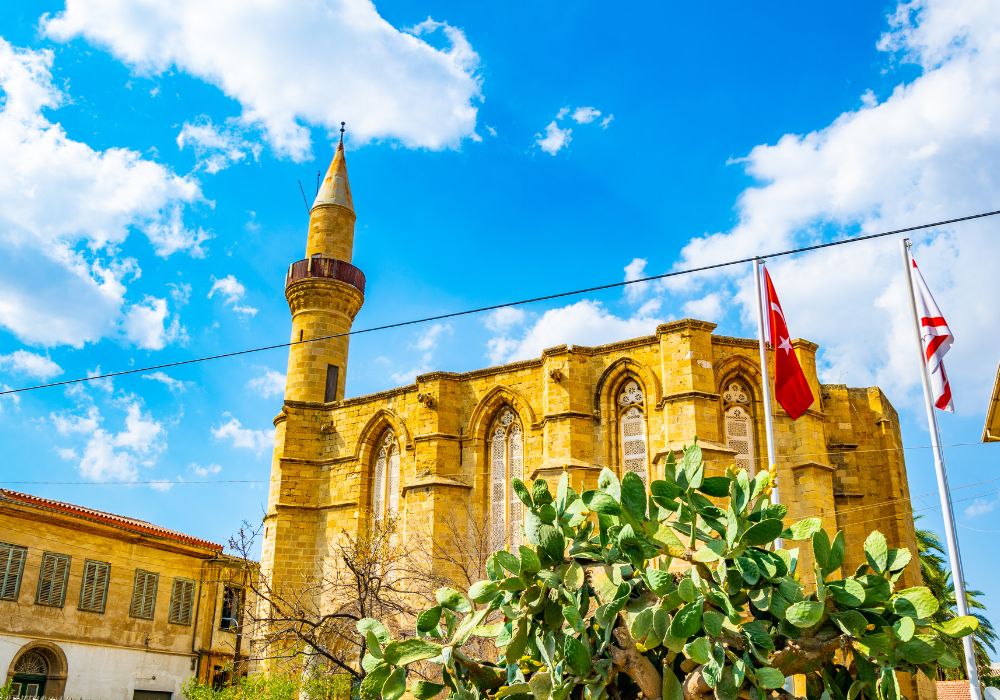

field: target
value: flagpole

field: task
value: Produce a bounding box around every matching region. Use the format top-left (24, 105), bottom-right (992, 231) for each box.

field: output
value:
top-left (900, 238), bottom-right (981, 700)
top-left (753, 258), bottom-right (779, 507)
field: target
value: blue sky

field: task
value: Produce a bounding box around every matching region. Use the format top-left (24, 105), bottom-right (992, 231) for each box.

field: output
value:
top-left (1, 1), bottom-right (999, 648)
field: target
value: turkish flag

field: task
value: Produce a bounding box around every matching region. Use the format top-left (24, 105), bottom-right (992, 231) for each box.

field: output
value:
top-left (763, 268), bottom-right (814, 420)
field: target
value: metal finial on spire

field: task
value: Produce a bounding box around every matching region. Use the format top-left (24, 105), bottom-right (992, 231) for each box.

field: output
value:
top-left (339, 121), bottom-right (346, 145)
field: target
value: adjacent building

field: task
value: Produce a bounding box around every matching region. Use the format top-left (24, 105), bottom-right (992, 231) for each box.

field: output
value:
top-left (259, 140), bottom-right (924, 625)
top-left (0, 489), bottom-right (250, 698)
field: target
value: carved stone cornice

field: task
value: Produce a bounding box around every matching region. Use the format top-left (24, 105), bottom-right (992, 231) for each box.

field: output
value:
top-left (285, 277), bottom-right (364, 318)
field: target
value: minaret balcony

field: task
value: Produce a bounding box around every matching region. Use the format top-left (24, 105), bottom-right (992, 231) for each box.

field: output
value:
top-left (286, 257), bottom-right (366, 294)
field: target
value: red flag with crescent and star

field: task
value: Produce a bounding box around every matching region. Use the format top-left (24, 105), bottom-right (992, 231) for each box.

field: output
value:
top-left (763, 268), bottom-right (814, 420)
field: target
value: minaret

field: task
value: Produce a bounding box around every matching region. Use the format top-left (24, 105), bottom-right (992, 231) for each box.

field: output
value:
top-left (283, 125), bottom-right (365, 403)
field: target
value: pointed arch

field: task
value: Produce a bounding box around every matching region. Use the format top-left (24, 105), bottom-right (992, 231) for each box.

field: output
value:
top-left (714, 359), bottom-right (762, 476)
top-left (467, 385), bottom-right (537, 443)
top-left (354, 408), bottom-right (411, 462)
top-left (486, 405), bottom-right (525, 552)
top-left (355, 409), bottom-right (410, 520)
top-left (594, 357), bottom-right (661, 414)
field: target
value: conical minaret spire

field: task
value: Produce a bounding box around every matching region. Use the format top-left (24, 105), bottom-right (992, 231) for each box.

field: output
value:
top-left (312, 122), bottom-right (353, 211)
top-left (305, 124), bottom-right (357, 262)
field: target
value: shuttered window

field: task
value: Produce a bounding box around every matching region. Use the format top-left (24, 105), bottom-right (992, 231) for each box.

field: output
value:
top-left (168, 578), bottom-right (196, 625)
top-left (78, 560), bottom-right (111, 613)
top-left (0, 542), bottom-right (27, 602)
top-left (35, 552), bottom-right (71, 607)
top-left (130, 569), bottom-right (159, 620)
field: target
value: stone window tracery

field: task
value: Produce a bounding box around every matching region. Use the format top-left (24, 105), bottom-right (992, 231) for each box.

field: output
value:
top-left (372, 429), bottom-right (400, 521)
top-left (722, 380), bottom-right (756, 474)
top-left (488, 408), bottom-right (524, 552)
top-left (617, 380), bottom-right (649, 484)
top-left (14, 651), bottom-right (48, 675)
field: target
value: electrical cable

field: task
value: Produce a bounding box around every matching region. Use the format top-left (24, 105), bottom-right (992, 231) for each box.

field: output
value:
top-left (3, 207), bottom-right (999, 397)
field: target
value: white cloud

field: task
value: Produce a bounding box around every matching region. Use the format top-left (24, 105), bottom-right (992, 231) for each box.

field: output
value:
top-left (571, 106), bottom-right (601, 124)
top-left (143, 371), bottom-right (190, 393)
top-left (247, 369), bottom-right (286, 399)
top-left (535, 104), bottom-right (613, 155)
top-left (55, 446), bottom-right (77, 460)
top-left (189, 462), bottom-right (222, 478)
top-left (208, 274), bottom-right (258, 317)
top-left (212, 413), bottom-right (273, 453)
top-left (43, 0), bottom-right (482, 159)
top-left (964, 495), bottom-right (999, 519)
top-left (623, 258), bottom-right (650, 304)
top-left (662, 0), bottom-right (1000, 412)
top-left (484, 307), bottom-right (526, 333)
top-left (488, 300), bottom-right (663, 364)
top-left (682, 292), bottom-right (723, 321)
top-left (177, 116), bottom-right (261, 174)
top-left (0, 385), bottom-right (20, 413)
top-left (168, 282), bottom-right (192, 307)
top-left (123, 296), bottom-right (186, 350)
top-left (414, 323), bottom-right (452, 352)
top-left (0, 38), bottom-right (204, 348)
top-left (72, 401), bottom-right (166, 483)
top-left (0, 350), bottom-right (62, 379)
top-left (52, 405), bottom-right (101, 436)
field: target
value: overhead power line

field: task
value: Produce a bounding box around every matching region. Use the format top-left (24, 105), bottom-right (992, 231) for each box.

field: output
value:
top-left (3, 207), bottom-right (999, 397)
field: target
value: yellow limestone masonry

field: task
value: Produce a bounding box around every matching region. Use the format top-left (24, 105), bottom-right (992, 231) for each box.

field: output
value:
top-left (259, 143), bottom-right (928, 695)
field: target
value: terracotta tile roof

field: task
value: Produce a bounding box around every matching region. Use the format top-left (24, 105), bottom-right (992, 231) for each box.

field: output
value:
top-left (0, 489), bottom-right (223, 552)
top-left (936, 680), bottom-right (971, 700)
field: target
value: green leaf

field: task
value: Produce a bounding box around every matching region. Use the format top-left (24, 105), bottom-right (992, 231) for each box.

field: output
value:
top-left (412, 681), bottom-right (446, 700)
top-left (682, 443), bottom-right (704, 488)
top-left (662, 665), bottom-right (684, 700)
top-left (812, 529), bottom-right (831, 572)
top-left (563, 560), bottom-right (584, 591)
top-left (884, 547), bottom-right (912, 573)
top-left (416, 606), bottom-right (442, 634)
top-left (468, 580), bottom-right (500, 603)
top-left (740, 518), bottom-right (784, 546)
top-left (669, 600), bottom-right (703, 639)
top-left (742, 621), bottom-right (775, 651)
top-left (582, 490), bottom-right (621, 516)
top-left (539, 525), bottom-right (566, 562)
top-left (532, 478), bottom-right (553, 506)
top-left (864, 531), bottom-right (888, 573)
top-left (382, 639), bottom-right (443, 667)
top-left (784, 517), bottom-right (823, 540)
top-left (786, 600), bottom-right (825, 628)
top-left (504, 618), bottom-right (529, 662)
top-left (650, 479), bottom-right (683, 505)
top-left (703, 609), bottom-right (724, 637)
top-left (564, 635), bottom-right (591, 676)
top-left (935, 615), bottom-right (979, 638)
top-left (435, 587), bottom-right (471, 613)
top-left (698, 476), bottom-right (731, 497)
top-left (678, 577), bottom-right (697, 603)
top-left (492, 549), bottom-right (520, 574)
top-left (512, 478), bottom-right (533, 507)
top-left (621, 472), bottom-right (647, 519)
top-left (891, 587), bottom-right (939, 619)
top-left (646, 567), bottom-right (674, 595)
top-left (756, 667), bottom-right (785, 690)
top-left (518, 546), bottom-right (540, 574)
top-left (648, 520), bottom-right (685, 553)
top-left (832, 610), bottom-right (869, 638)
top-left (847, 680), bottom-right (868, 700)
top-left (359, 664), bottom-right (391, 700)
top-left (684, 636), bottom-right (711, 664)
top-left (827, 530), bottom-right (846, 574)
top-left (357, 617), bottom-right (390, 644)
top-left (893, 616), bottom-right (915, 642)
top-left (598, 467), bottom-right (621, 499)
top-left (828, 578), bottom-right (866, 607)
top-left (896, 635), bottom-right (940, 664)
top-left (734, 556), bottom-right (760, 585)
top-left (692, 546), bottom-right (720, 563)
top-left (381, 667), bottom-right (407, 700)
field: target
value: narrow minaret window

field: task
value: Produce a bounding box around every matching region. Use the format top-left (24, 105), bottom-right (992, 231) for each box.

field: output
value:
top-left (723, 381), bottom-right (756, 474)
top-left (488, 408), bottom-right (524, 552)
top-left (618, 380), bottom-right (649, 483)
top-left (324, 365), bottom-right (339, 403)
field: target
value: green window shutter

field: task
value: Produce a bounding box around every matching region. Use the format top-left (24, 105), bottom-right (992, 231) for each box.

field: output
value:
top-left (0, 542), bottom-right (27, 602)
top-left (130, 569), bottom-right (159, 620)
top-left (169, 578), bottom-right (196, 625)
top-left (79, 560), bottom-right (110, 613)
top-left (35, 552), bottom-right (71, 607)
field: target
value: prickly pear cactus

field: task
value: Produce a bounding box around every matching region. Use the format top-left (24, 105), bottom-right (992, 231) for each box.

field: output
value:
top-left (357, 442), bottom-right (976, 700)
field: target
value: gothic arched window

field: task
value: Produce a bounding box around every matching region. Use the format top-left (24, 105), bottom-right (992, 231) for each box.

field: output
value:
top-left (488, 408), bottom-right (524, 552)
top-left (372, 429), bottom-right (400, 520)
top-left (617, 380), bottom-right (649, 484)
top-left (722, 381), bottom-right (756, 474)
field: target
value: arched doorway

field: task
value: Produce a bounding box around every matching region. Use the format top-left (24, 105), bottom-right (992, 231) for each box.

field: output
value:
top-left (7, 643), bottom-right (67, 698)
